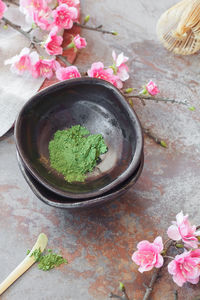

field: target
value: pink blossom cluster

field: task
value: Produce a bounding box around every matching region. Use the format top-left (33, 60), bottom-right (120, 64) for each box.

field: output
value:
top-left (5, 48), bottom-right (130, 87)
top-left (54, 51), bottom-right (130, 88)
top-left (0, 0), bottom-right (7, 19)
top-left (146, 80), bottom-right (160, 95)
top-left (19, 0), bottom-right (81, 57)
top-left (67, 34), bottom-right (87, 50)
top-left (5, 47), bottom-right (60, 79)
top-left (140, 80), bottom-right (160, 96)
top-left (132, 211), bottom-right (200, 287)
top-left (19, 0), bottom-right (79, 31)
top-left (85, 51), bottom-right (129, 88)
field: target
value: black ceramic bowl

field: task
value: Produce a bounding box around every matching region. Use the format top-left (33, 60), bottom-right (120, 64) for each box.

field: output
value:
top-left (15, 78), bottom-right (143, 199)
top-left (17, 151), bottom-right (144, 209)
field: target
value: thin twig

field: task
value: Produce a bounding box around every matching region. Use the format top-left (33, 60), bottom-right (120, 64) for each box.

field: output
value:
top-left (109, 292), bottom-right (130, 300)
top-left (74, 22), bottom-right (117, 35)
top-left (174, 290), bottom-right (178, 300)
top-left (163, 255), bottom-right (174, 260)
top-left (4, 0), bottom-right (19, 6)
top-left (142, 240), bottom-right (175, 300)
top-left (109, 293), bottom-right (125, 300)
top-left (1, 17), bottom-right (72, 67)
top-left (126, 98), bottom-right (167, 148)
top-left (57, 55), bottom-right (72, 66)
top-left (109, 284), bottom-right (130, 300)
top-left (142, 127), bottom-right (167, 148)
top-left (2, 17), bottom-right (31, 41)
top-left (123, 94), bottom-right (188, 106)
top-left (26, 28), bottom-right (33, 34)
top-left (164, 238), bottom-right (171, 247)
top-left (143, 269), bottom-right (161, 300)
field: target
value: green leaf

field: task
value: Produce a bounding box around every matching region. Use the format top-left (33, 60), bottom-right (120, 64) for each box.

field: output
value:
top-left (176, 243), bottom-right (184, 248)
top-left (161, 249), bottom-right (166, 256)
top-left (67, 42), bottom-right (75, 49)
top-left (125, 88), bottom-right (133, 94)
top-left (26, 249), bottom-right (30, 255)
top-left (189, 106), bottom-right (195, 111)
top-left (140, 87), bottom-right (148, 95)
top-left (3, 25), bottom-right (8, 29)
top-left (84, 15), bottom-right (90, 24)
top-left (110, 64), bottom-right (117, 75)
top-left (197, 236), bottom-right (200, 242)
top-left (160, 140), bottom-right (167, 148)
top-left (111, 31), bottom-right (118, 36)
top-left (128, 99), bottom-right (133, 108)
top-left (119, 282), bottom-right (125, 292)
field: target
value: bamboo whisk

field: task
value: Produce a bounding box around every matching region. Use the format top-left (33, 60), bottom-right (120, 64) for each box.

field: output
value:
top-left (157, 0), bottom-right (200, 55)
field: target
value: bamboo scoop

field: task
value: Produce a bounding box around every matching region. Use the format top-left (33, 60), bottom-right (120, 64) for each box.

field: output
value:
top-left (0, 233), bottom-right (48, 295)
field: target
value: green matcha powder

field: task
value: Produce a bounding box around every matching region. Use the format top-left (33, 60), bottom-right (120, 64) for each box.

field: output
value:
top-left (48, 125), bottom-right (107, 182)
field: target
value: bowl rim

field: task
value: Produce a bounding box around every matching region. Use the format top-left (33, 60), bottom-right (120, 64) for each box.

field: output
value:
top-left (16, 150), bottom-right (144, 209)
top-left (14, 77), bottom-right (143, 199)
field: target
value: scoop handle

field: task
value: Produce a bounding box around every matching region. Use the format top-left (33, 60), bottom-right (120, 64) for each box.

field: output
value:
top-left (0, 233), bottom-right (48, 295)
top-left (0, 255), bottom-right (35, 295)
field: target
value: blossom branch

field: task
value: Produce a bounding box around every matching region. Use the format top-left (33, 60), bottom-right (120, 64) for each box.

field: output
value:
top-left (126, 98), bottom-right (168, 148)
top-left (174, 290), bottom-right (178, 300)
top-left (74, 22), bottom-right (117, 35)
top-left (2, 17), bottom-right (31, 40)
top-left (109, 292), bottom-right (129, 300)
top-left (109, 283), bottom-right (130, 300)
top-left (142, 127), bottom-right (167, 148)
top-left (1, 17), bottom-right (73, 67)
top-left (142, 239), bottom-right (175, 300)
top-left (143, 269), bottom-right (161, 300)
top-left (133, 213), bottom-right (200, 300)
top-left (57, 55), bottom-right (72, 66)
top-left (4, 0), bottom-right (18, 6)
top-left (123, 94), bottom-right (188, 106)
top-left (3, 0), bottom-right (117, 37)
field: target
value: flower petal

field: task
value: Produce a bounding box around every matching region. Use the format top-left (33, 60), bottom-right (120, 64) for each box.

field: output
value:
top-left (167, 225), bottom-right (181, 241)
top-left (153, 236), bottom-right (163, 252)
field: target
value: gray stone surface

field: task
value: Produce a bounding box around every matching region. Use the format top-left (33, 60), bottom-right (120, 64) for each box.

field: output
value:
top-left (1, 1), bottom-right (200, 299)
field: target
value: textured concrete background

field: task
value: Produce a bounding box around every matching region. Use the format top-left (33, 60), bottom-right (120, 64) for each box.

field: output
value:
top-left (1, 0), bottom-right (200, 299)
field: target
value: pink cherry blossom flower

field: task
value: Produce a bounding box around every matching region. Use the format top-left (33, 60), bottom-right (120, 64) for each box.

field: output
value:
top-left (168, 250), bottom-right (200, 287)
top-left (0, 0), bottom-right (7, 19)
top-left (132, 236), bottom-right (164, 273)
top-left (146, 80), bottom-right (160, 96)
top-left (56, 66), bottom-right (81, 81)
top-left (44, 27), bottom-right (63, 56)
top-left (32, 58), bottom-right (60, 79)
top-left (87, 62), bottom-right (123, 89)
top-left (112, 50), bottom-right (129, 81)
top-left (52, 4), bottom-right (78, 29)
top-left (58, 0), bottom-right (79, 6)
top-left (167, 211), bottom-right (200, 248)
top-left (20, 0), bottom-right (48, 16)
top-left (73, 34), bottom-right (87, 49)
top-left (32, 8), bottom-right (53, 31)
top-left (4, 47), bottom-right (34, 76)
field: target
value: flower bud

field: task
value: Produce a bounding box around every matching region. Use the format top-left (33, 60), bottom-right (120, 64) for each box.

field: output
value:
top-left (84, 15), bottom-right (90, 24)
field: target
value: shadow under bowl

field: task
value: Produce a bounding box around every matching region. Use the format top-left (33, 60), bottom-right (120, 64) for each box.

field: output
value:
top-left (17, 150), bottom-right (144, 209)
top-left (15, 77), bottom-right (143, 200)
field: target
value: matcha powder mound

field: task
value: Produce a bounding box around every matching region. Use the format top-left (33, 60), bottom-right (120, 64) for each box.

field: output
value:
top-left (48, 125), bottom-right (107, 182)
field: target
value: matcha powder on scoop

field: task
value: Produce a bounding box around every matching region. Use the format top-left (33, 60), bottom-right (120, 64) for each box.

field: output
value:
top-left (48, 125), bottom-right (108, 183)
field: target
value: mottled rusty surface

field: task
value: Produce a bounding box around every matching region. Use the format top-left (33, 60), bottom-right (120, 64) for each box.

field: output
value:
top-left (1, 0), bottom-right (200, 299)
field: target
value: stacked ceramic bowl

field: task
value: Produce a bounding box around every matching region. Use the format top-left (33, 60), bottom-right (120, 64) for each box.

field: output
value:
top-left (14, 78), bottom-right (144, 209)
